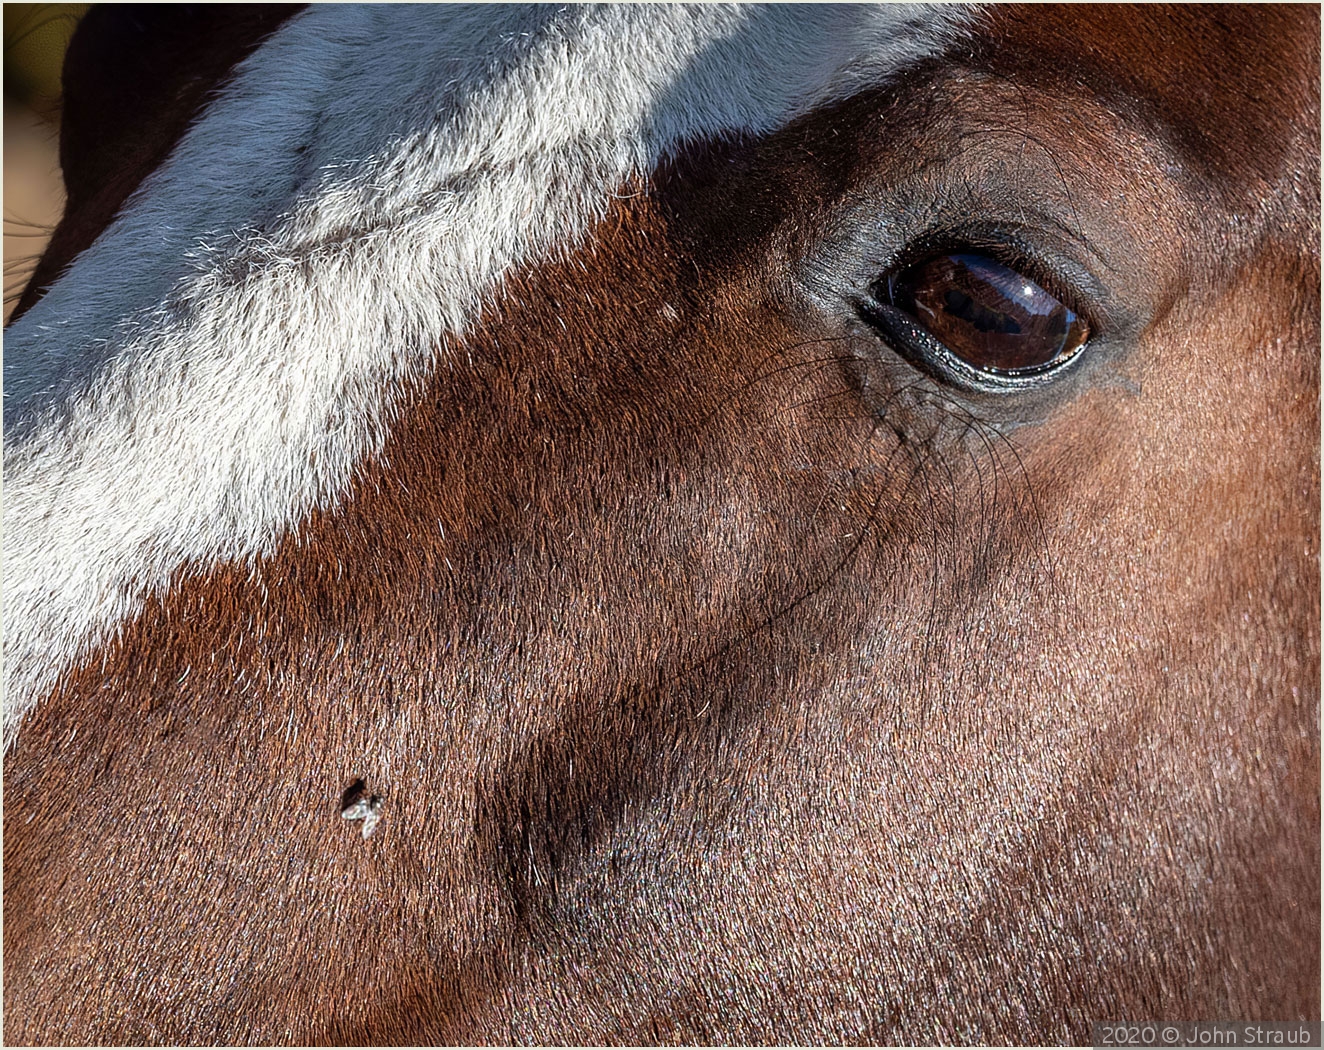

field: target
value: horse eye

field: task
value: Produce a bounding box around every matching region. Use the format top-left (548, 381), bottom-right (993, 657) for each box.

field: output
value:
top-left (878, 253), bottom-right (1090, 375)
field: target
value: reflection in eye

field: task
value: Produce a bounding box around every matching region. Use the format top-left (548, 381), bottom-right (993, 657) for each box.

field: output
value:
top-left (882, 253), bottom-right (1090, 374)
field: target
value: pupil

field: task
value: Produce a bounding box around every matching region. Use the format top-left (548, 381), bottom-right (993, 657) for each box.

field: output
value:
top-left (942, 287), bottom-right (1023, 336)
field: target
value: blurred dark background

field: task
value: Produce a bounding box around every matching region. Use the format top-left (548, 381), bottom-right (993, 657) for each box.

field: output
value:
top-left (5, 3), bottom-right (87, 321)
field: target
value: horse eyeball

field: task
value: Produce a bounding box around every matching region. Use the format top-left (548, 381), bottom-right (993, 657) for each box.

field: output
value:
top-left (882, 253), bottom-right (1089, 374)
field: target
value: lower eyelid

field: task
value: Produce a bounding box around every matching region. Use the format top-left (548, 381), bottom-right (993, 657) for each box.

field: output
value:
top-left (857, 299), bottom-right (1089, 396)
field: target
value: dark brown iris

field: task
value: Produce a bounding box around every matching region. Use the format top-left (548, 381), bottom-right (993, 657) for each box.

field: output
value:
top-left (886, 253), bottom-right (1089, 373)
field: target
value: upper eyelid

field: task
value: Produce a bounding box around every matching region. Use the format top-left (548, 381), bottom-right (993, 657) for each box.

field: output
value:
top-left (793, 178), bottom-right (1143, 351)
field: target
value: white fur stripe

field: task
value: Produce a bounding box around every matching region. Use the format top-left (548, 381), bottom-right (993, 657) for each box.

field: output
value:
top-left (3, 4), bottom-right (975, 746)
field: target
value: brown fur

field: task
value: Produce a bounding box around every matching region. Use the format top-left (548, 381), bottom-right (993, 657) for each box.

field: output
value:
top-left (4, 6), bottom-right (1319, 1044)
